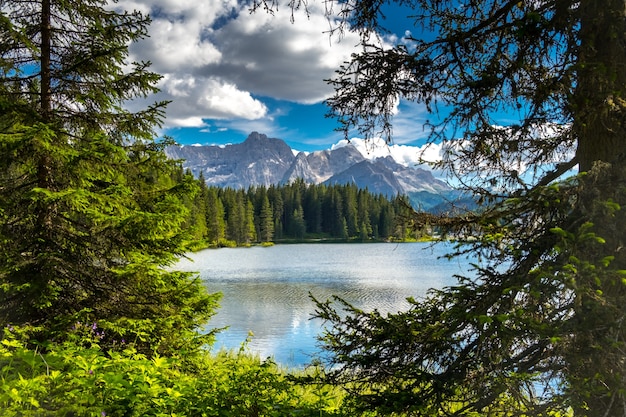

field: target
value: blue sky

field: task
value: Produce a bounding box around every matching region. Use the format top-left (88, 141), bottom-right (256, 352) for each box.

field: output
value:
top-left (117, 0), bottom-right (433, 152)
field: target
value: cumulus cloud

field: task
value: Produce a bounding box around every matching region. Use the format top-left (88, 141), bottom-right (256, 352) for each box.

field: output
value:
top-left (117, 0), bottom-right (363, 128)
top-left (138, 19), bottom-right (222, 72)
top-left (161, 76), bottom-right (268, 126)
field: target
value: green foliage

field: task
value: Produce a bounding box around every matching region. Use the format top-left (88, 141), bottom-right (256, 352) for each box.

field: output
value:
top-left (314, 169), bottom-right (626, 416)
top-left (186, 180), bottom-right (416, 246)
top-left (247, 0), bottom-right (626, 416)
top-left (0, 0), bottom-right (219, 355)
top-left (0, 326), bottom-right (344, 417)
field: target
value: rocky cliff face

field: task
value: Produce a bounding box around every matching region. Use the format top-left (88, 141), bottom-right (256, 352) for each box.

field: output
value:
top-left (281, 145), bottom-right (366, 184)
top-left (166, 132), bottom-right (464, 210)
top-left (166, 132), bottom-right (296, 188)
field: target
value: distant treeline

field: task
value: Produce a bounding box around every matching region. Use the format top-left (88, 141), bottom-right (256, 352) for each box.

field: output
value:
top-left (184, 175), bottom-right (423, 246)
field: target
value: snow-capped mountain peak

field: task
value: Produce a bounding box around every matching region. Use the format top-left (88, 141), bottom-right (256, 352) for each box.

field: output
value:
top-left (331, 137), bottom-right (445, 169)
top-left (166, 132), bottom-right (463, 211)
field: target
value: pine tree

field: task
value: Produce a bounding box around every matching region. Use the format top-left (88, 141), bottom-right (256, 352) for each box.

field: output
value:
top-left (0, 0), bottom-right (218, 354)
top-left (258, 193), bottom-right (274, 243)
top-left (290, 207), bottom-right (307, 240)
top-left (342, 184), bottom-right (359, 237)
top-left (206, 187), bottom-right (226, 245)
top-left (357, 189), bottom-right (372, 240)
top-left (245, 199), bottom-right (257, 244)
top-left (184, 171), bottom-right (209, 243)
top-left (268, 185), bottom-right (284, 239)
top-left (224, 189), bottom-right (241, 244)
top-left (249, 0), bottom-right (626, 415)
top-left (303, 184), bottom-right (323, 235)
top-left (323, 188), bottom-right (346, 238)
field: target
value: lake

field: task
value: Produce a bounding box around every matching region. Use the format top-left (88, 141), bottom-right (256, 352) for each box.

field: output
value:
top-left (175, 242), bottom-right (474, 367)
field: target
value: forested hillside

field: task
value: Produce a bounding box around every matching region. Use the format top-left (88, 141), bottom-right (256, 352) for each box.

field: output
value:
top-left (184, 175), bottom-right (421, 246)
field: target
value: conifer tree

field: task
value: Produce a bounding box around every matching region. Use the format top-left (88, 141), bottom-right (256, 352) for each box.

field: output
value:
top-left (0, 0), bottom-right (218, 353)
top-left (245, 199), bottom-right (257, 244)
top-left (343, 185), bottom-right (359, 237)
top-left (185, 172), bottom-right (209, 243)
top-left (259, 193), bottom-right (274, 243)
top-left (206, 187), bottom-right (226, 244)
top-left (224, 190), bottom-right (241, 244)
top-left (268, 185), bottom-right (284, 239)
top-left (290, 207), bottom-right (307, 239)
top-left (249, 0), bottom-right (626, 415)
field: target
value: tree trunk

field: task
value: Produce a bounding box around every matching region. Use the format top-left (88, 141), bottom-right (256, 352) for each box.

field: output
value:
top-left (570, 2), bottom-right (626, 415)
top-left (574, 0), bottom-right (626, 171)
top-left (37, 0), bottom-right (54, 231)
top-left (40, 0), bottom-right (51, 119)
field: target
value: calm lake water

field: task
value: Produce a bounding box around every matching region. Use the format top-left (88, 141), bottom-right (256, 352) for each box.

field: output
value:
top-left (175, 242), bottom-right (474, 367)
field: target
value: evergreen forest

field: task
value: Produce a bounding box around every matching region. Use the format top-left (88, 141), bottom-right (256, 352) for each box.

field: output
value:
top-left (184, 175), bottom-right (421, 247)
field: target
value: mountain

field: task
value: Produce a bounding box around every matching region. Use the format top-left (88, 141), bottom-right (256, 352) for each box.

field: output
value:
top-left (166, 132), bottom-right (296, 188)
top-left (166, 132), bottom-right (467, 211)
top-left (282, 145), bottom-right (366, 184)
top-left (323, 159), bottom-right (404, 196)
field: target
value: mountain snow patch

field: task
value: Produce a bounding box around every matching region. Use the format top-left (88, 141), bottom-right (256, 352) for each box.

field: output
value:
top-left (330, 137), bottom-right (444, 168)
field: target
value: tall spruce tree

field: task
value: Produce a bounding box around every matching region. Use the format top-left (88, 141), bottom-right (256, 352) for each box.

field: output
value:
top-left (258, 193), bottom-right (274, 243)
top-left (0, 0), bottom-right (219, 354)
top-left (249, 0), bottom-right (626, 415)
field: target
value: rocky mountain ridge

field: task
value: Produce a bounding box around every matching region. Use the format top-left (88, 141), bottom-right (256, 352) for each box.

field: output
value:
top-left (166, 132), bottom-right (464, 211)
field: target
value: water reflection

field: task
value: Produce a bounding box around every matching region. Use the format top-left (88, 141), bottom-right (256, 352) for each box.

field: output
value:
top-left (175, 242), bottom-right (472, 367)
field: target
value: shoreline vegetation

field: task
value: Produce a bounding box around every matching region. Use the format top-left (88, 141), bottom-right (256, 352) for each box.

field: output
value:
top-left (188, 235), bottom-right (439, 251)
top-left (1, 324), bottom-right (347, 416)
top-left (182, 179), bottom-right (438, 249)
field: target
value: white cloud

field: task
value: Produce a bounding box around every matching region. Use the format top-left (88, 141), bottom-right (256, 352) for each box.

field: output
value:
top-left (116, 0), bottom-right (363, 128)
top-left (137, 18), bottom-right (222, 71)
top-left (332, 137), bottom-right (446, 169)
top-left (130, 75), bottom-right (269, 127)
top-left (195, 81), bottom-right (268, 119)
